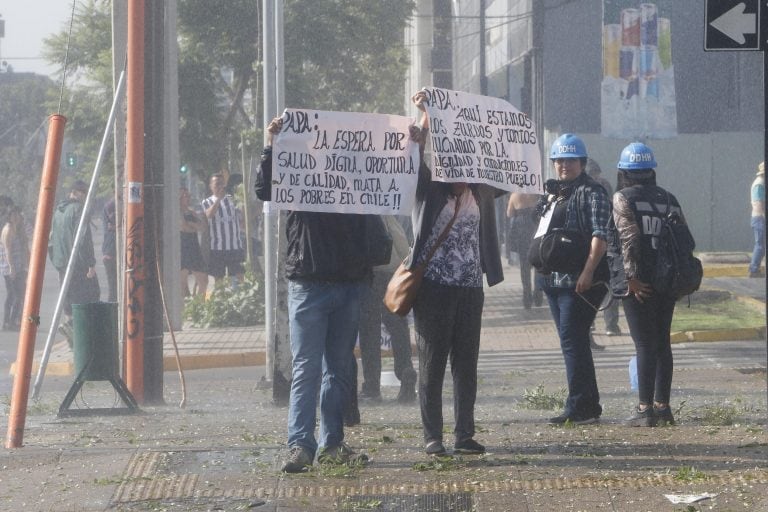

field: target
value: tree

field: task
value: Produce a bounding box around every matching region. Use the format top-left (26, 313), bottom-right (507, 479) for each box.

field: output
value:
top-left (283, 0), bottom-right (415, 115)
top-left (0, 73), bottom-right (58, 211)
top-left (39, 0), bottom-right (416, 190)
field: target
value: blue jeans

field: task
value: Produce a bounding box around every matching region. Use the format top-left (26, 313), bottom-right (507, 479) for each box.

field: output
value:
top-left (543, 285), bottom-right (605, 418)
top-left (286, 279), bottom-right (364, 456)
top-left (749, 216), bottom-right (764, 274)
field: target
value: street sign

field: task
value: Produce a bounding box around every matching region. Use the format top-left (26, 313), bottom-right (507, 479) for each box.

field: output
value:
top-left (705, 0), bottom-right (763, 51)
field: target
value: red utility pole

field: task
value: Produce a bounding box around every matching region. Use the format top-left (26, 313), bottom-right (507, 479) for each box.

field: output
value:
top-left (125, 0), bottom-right (145, 403)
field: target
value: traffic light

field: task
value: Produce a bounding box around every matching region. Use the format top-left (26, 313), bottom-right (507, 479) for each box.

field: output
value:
top-left (180, 164), bottom-right (189, 174)
top-left (66, 152), bottom-right (77, 168)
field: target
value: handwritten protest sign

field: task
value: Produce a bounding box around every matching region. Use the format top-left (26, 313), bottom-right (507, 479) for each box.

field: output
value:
top-left (271, 109), bottom-right (419, 215)
top-left (422, 87), bottom-right (542, 193)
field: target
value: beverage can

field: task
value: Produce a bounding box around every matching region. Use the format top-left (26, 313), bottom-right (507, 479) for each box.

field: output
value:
top-left (603, 24), bottom-right (621, 78)
top-left (639, 46), bottom-right (658, 78)
top-left (658, 18), bottom-right (672, 69)
top-left (621, 8), bottom-right (641, 47)
top-left (640, 3), bottom-right (658, 46)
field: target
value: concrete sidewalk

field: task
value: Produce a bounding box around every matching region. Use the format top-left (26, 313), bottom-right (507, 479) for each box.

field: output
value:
top-left (2, 258), bottom-right (767, 511)
top-left (23, 257), bottom-right (767, 377)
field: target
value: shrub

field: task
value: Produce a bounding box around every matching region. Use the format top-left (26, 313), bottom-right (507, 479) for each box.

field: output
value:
top-left (183, 270), bottom-right (265, 327)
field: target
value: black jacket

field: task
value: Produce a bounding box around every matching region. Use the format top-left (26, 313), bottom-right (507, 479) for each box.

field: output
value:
top-left (255, 147), bottom-right (371, 282)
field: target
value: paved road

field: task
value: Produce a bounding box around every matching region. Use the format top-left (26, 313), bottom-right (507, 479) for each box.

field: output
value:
top-left (467, 340), bottom-right (768, 375)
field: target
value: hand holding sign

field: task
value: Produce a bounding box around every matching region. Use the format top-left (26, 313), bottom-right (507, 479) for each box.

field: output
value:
top-left (270, 109), bottom-right (419, 215)
top-left (418, 87), bottom-right (542, 193)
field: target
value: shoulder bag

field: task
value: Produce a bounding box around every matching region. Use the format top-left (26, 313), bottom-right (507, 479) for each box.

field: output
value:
top-left (383, 198), bottom-right (461, 316)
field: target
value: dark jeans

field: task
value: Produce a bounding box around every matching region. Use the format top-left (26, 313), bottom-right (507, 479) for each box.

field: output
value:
top-left (3, 271), bottom-right (26, 327)
top-left (543, 284), bottom-right (605, 418)
top-left (621, 293), bottom-right (676, 405)
top-left (413, 278), bottom-right (484, 444)
top-left (358, 270), bottom-right (414, 395)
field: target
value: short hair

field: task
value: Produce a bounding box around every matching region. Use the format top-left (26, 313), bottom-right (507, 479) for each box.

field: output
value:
top-left (71, 179), bottom-right (89, 193)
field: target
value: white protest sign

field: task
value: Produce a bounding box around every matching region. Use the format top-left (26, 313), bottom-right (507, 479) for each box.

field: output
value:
top-left (422, 87), bottom-right (542, 193)
top-left (271, 109), bottom-right (419, 215)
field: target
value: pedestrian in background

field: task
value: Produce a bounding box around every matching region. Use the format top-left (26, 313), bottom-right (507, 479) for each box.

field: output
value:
top-left (102, 197), bottom-right (117, 302)
top-left (202, 173), bottom-right (245, 288)
top-left (1, 206), bottom-right (29, 331)
top-left (748, 161), bottom-right (765, 278)
top-left (586, 158), bottom-right (621, 348)
top-left (610, 143), bottom-right (682, 427)
top-left (357, 215), bottom-right (417, 404)
top-left (49, 180), bottom-right (100, 347)
top-left (409, 91), bottom-right (504, 456)
top-left (256, 117), bottom-right (370, 473)
top-left (535, 134), bottom-right (610, 425)
top-left (180, 186), bottom-right (208, 297)
top-left (506, 191), bottom-right (542, 309)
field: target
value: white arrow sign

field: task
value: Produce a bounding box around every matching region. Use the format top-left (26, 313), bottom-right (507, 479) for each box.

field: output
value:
top-left (709, 2), bottom-right (757, 44)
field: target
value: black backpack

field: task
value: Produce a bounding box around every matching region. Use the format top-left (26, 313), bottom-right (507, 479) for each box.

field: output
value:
top-left (650, 193), bottom-right (703, 300)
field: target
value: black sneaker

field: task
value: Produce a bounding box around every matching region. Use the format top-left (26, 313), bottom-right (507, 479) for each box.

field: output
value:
top-left (654, 405), bottom-right (676, 425)
top-left (454, 439), bottom-right (485, 455)
top-left (317, 442), bottom-right (368, 466)
top-left (281, 445), bottom-right (313, 473)
top-left (548, 413), bottom-right (600, 425)
top-left (625, 406), bottom-right (656, 427)
top-left (425, 440), bottom-right (447, 456)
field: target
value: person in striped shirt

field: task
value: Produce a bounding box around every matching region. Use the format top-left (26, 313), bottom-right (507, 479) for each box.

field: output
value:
top-left (202, 173), bottom-right (245, 287)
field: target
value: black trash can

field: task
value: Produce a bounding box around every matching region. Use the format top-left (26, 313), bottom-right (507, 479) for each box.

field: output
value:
top-left (72, 302), bottom-right (119, 381)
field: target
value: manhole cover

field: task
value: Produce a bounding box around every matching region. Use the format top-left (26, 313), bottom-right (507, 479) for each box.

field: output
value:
top-left (337, 492), bottom-right (473, 511)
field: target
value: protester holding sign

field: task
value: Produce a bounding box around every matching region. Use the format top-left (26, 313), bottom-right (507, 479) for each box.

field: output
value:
top-left (532, 134), bottom-right (610, 426)
top-left (256, 117), bottom-right (371, 473)
top-left (407, 91), bottom-right (505, 456)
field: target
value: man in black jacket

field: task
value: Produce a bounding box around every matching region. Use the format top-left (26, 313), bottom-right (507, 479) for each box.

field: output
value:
top-left (255, 117), bottom-right (370, 473)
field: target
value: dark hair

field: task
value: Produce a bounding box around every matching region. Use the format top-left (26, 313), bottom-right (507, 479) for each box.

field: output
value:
top-left (616, 169), bottom-right (656, 191)
top-left (71, 179), bottom-right (89, 193)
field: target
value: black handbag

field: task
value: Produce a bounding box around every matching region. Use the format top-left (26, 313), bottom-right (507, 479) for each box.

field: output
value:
top-left (528, 228), bottom-right (590, 275)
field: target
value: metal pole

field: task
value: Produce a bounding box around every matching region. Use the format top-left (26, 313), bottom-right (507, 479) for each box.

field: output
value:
top-left (31, 70), bottom-right (127, 400)
top-left (262, 0), bottom-right (276, 382)
top-left (5, 114), bottom-right (66, 448)
top-left (125, 0), bottom-right (146, 403)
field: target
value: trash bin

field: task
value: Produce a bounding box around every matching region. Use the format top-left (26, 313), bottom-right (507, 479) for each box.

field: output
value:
top-left (72, 302), bottom-right (119, 381)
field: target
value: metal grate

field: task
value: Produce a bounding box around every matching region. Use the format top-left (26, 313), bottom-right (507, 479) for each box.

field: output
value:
top-left (337, 492), bottom-right (474, 512)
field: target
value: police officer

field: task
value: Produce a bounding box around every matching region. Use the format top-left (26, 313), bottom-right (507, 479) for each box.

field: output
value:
top-left (610, 142), bottom-right (683, 427)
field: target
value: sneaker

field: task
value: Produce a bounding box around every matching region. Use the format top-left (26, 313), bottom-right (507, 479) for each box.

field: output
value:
top-left (590, 337), bottom-right (605, 351)
top-left (548, 413), bottom-right (600, 425)
top-left (396, 368), bottom-right (417, 404)
top-left (317, 443), bottom-right (368, 466)
top-left (281, 445), bottom-right (313, 473)
top-left (625, 406), bottom-right (657, 427)
top-left (654, 405), bottom-right (676, 426)
top-left (605, 328), bottom-right (622, 336)
top-left (425, 440), bottom-right (447, 456)
top-left (454, 438), bottom-right (485, 455)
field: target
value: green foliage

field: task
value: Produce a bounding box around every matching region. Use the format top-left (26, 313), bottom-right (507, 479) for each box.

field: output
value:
top-left (0, 74), bottom-right (58, 211)
top-left (183, 270), bottom-right (264, 328)
top-left (520, 384), bottom-right (566, 410)
top-left (284, 0), bottom-right (415, 114)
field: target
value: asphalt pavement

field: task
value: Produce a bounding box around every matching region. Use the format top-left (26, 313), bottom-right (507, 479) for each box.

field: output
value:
top-left (0, 256), bottom-right (766, 511)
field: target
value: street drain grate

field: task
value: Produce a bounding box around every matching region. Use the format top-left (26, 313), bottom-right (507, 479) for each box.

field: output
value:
top-left (337, 492), bottom-right (473, 511)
